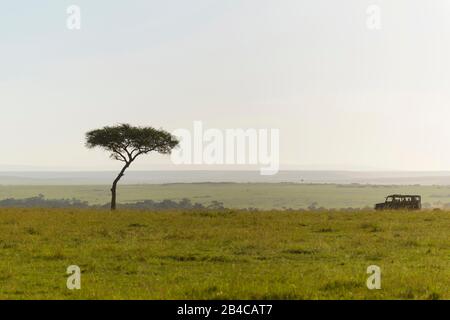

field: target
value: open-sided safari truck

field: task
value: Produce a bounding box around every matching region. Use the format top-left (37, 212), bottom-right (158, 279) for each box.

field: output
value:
top-left (375, 195), bottom-right (421, 211)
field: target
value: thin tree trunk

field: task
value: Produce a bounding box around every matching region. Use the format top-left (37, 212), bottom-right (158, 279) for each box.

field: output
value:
top-left (111, 182), bottom-right (118, 211)
top-left (110, 162), bottom-right (130, 211)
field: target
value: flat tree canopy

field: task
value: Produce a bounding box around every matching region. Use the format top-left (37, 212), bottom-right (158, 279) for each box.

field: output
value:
top-left (85, 124), bottom-right (179, 210)
top-left (86, 124), bottom-right (178, 162)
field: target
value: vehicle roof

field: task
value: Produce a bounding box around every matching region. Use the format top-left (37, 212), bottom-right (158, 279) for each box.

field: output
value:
top-left (386, 194), bottom-right (421, 198)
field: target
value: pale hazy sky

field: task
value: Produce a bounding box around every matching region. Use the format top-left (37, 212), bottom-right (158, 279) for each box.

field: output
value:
top-left (1, 1), bottom-right (450, 171)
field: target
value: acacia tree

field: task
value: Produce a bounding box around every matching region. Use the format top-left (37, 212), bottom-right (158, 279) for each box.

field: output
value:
top-left (85, 124), bottom-right (179, 210)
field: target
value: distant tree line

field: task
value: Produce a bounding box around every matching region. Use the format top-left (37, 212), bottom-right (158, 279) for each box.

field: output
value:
top-left (0, 195), bottom-right (225, 211)
top-left (2, 196), bottom-right (444, 211)
top-left (100, 199), bottom-right (226, 210)
top-left (0, 195), bottom-right (89, 208)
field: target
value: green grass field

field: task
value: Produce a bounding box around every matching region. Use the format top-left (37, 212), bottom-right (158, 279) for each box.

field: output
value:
top-left (0, 208), bottom-right (448, 299)
top-left (2, 183), bottom-right (450, 209)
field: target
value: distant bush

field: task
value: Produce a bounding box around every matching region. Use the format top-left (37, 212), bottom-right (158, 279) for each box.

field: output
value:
top-left (0, 195), bottom-right (382, 212)
top-left (113, 198), bottom-right (225, 211)
top-left (0, 195), bottom-right (225, 211)
top-left (0, 194), bottom-right (89, 208)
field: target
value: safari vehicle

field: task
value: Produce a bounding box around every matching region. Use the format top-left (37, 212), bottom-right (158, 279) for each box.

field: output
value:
top-left (375, 194), bottom-right (421, 211)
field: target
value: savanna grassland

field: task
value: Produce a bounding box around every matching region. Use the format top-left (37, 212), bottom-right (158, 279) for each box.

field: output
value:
top-left (2, 183), bottom-right (450, 209)
top-left (0, 208), bottom-right (448, 299)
